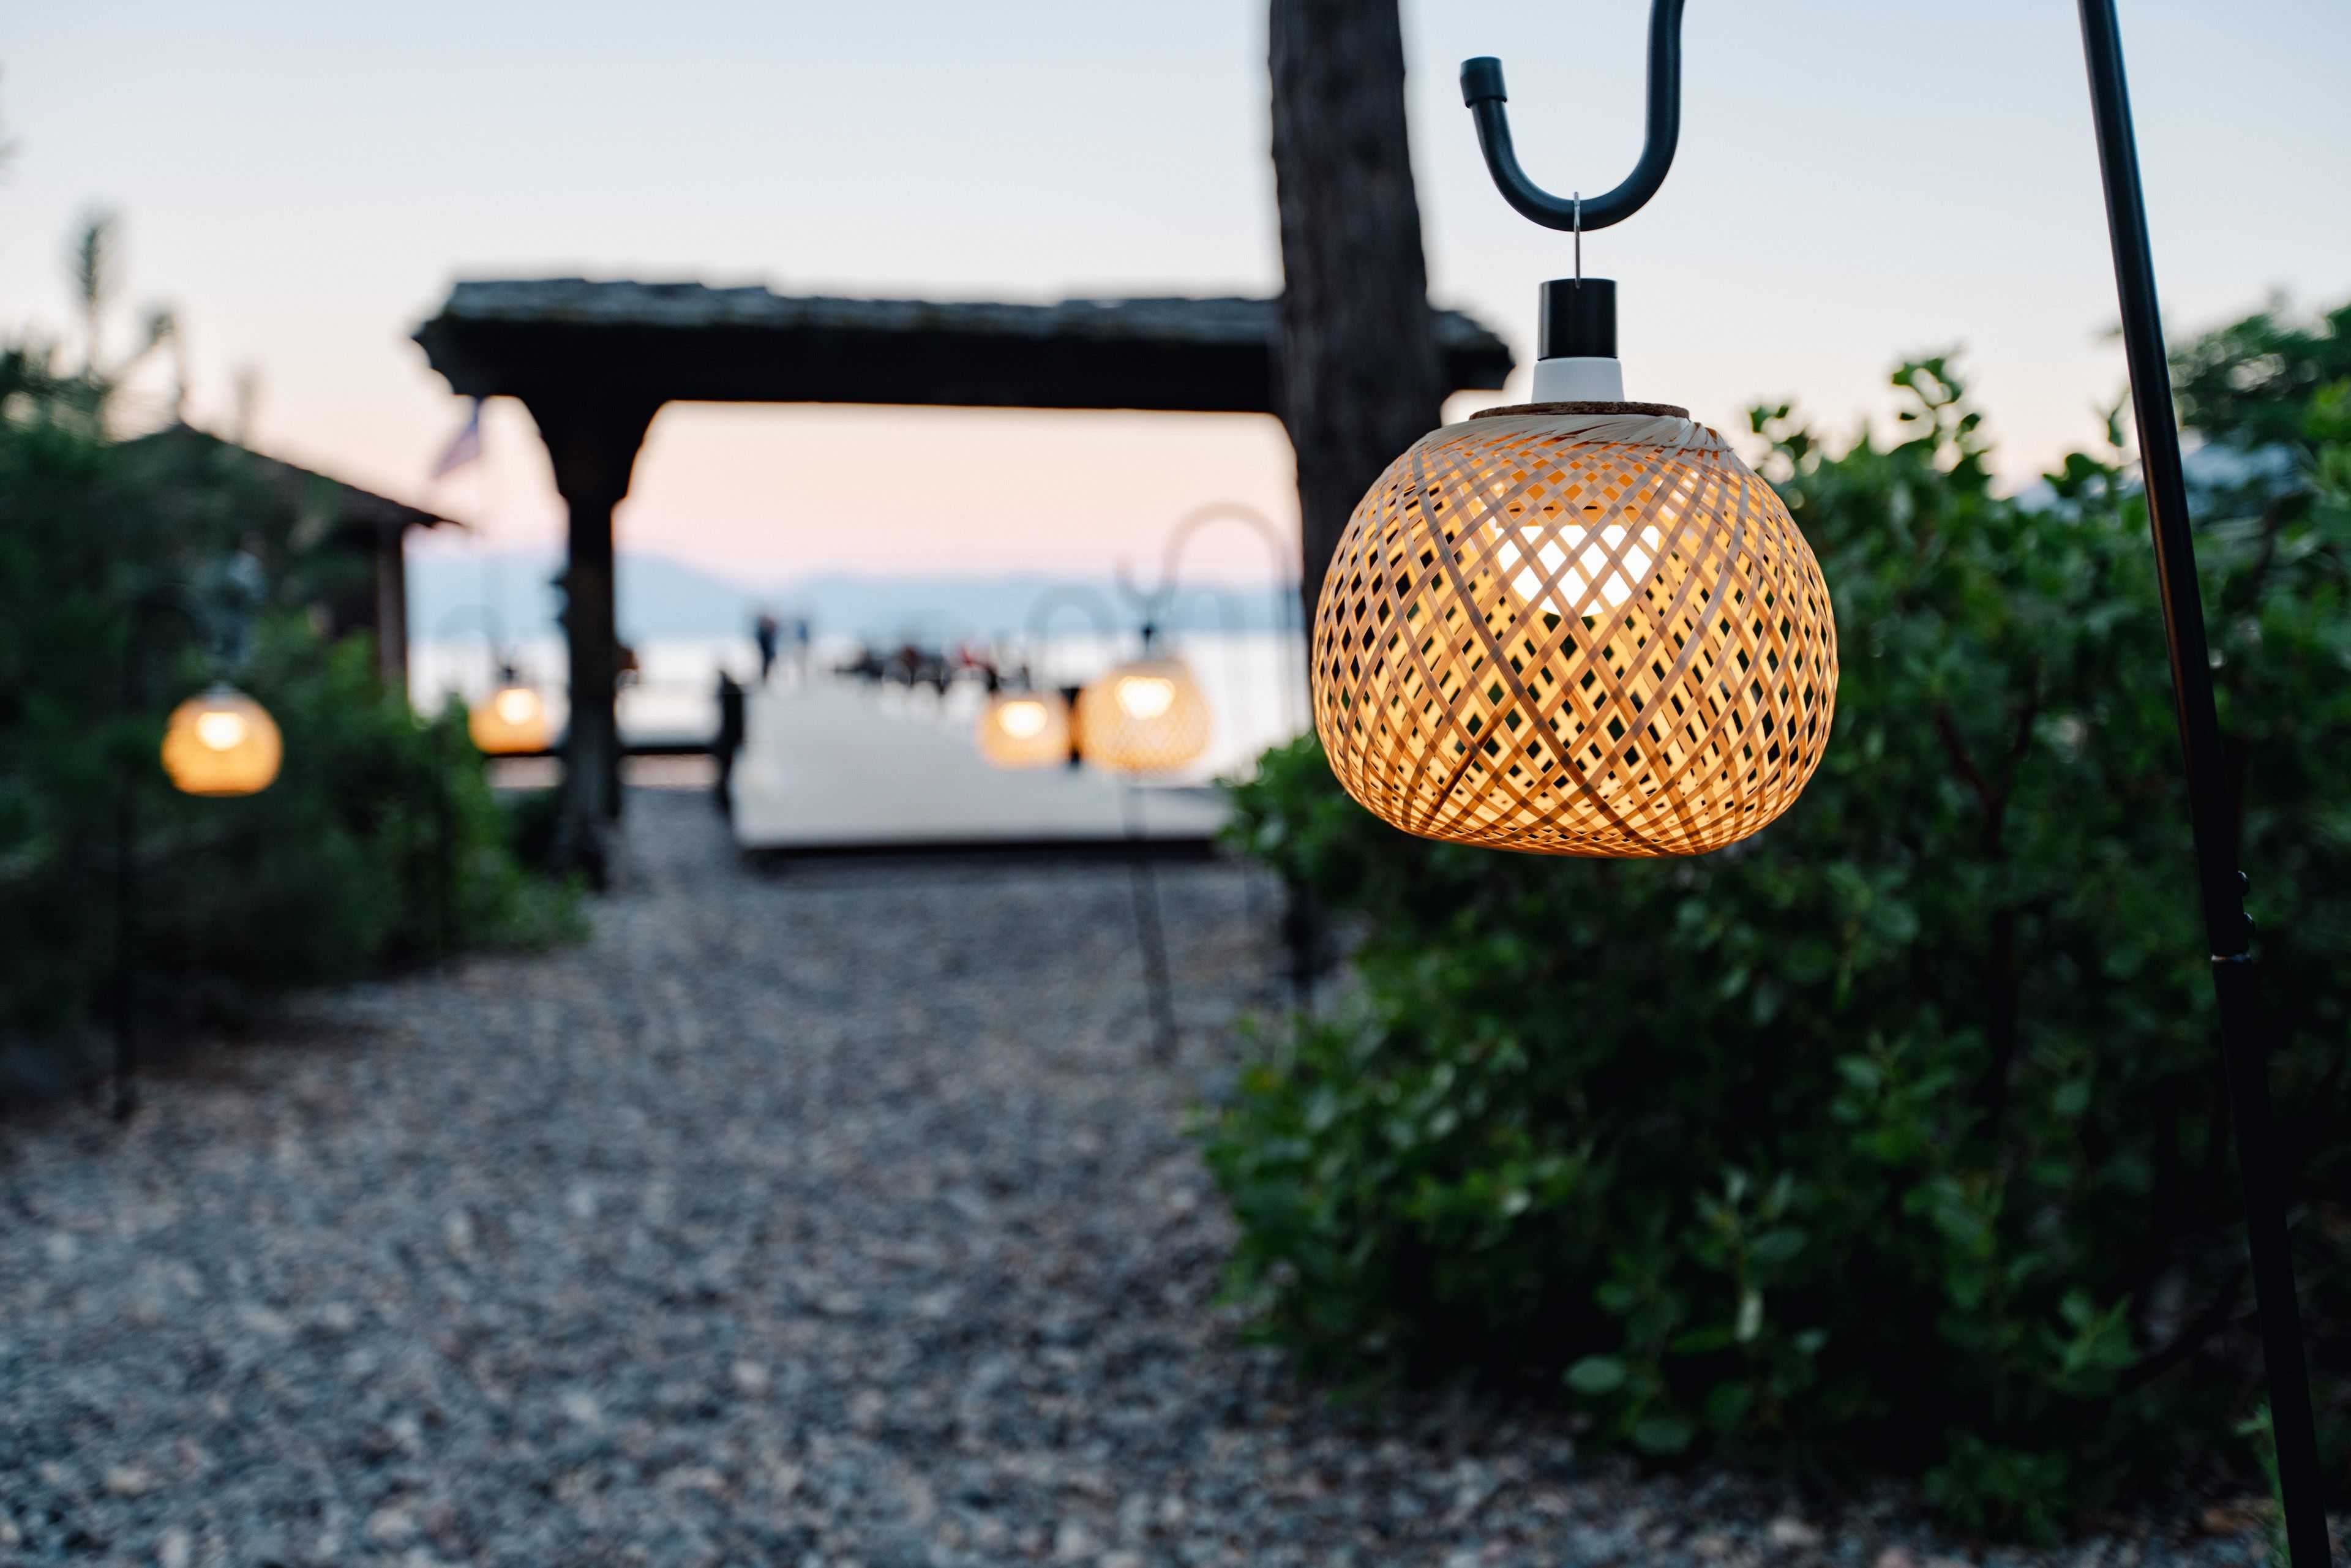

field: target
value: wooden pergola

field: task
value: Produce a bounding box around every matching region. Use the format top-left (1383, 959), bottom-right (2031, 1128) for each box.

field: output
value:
top-left (411, 278), bottom-right (1512, 868)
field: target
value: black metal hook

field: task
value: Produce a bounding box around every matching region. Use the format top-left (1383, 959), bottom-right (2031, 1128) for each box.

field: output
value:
top-left (1460, 0), bottom-right (1687, 233)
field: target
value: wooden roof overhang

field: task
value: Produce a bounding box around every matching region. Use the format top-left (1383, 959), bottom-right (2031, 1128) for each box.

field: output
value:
top-left (412, 279), bottom-right (1512, 413)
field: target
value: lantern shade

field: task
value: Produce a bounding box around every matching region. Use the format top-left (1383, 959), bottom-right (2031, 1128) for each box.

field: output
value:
top-left (975, 689), bottom-right (1072, 768)
top-left (469, 681), bottom-right (550, 756)
top-left (1313, 403), bottom-right (1837, 857)
top-left (160, 685), bottom-right (282, 798)
top-left (1076, 656), bottom-right (1212, 774)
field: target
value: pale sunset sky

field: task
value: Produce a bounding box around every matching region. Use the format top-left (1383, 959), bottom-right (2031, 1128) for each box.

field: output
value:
top-left (4, 0), bottom-right (2347, 585)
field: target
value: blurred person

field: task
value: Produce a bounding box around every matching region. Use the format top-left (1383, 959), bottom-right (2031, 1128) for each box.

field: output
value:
top-left (713, 668), bottom-right (746, 816)
top-left (754, 609), bottom-right (780, 685)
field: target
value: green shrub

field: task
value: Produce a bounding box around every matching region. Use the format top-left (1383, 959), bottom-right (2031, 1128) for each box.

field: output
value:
top-left (1204, 312), bottom-right (2351, 1532)
top-left (0, 345), bottom-right (581, 1095)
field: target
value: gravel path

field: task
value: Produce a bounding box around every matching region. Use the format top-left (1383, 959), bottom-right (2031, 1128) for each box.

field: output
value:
top-left (1, 790), bottom-right (2328, 1567)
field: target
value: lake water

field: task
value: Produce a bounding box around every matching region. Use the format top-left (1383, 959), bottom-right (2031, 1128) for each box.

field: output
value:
top-left (409, 631), bottom-right (1312, 785)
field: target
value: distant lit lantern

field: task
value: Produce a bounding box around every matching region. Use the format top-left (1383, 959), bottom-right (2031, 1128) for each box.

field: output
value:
top-left (469, 675), bottom-right (549, 756)
top-left (160, 684), bottom-right (282, 798)
top-left (1077, 655), bottom-right (1212, 774)
top-left (975, 689), bottom-right (1072, 769)
top-left (1313, 404), bottom-right (1836, 857)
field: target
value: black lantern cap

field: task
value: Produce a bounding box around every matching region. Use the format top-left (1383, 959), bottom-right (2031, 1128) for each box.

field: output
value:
top-left (1539, 277), bottom-right (1617, 360)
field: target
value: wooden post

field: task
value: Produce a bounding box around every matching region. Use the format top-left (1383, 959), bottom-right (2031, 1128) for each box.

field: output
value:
top-left (525, 394), bottom-right (658, 880)
top-left (1269, 0), bottom-right (1446, 634)
top-left (375, 523), bottom-right (410, 697)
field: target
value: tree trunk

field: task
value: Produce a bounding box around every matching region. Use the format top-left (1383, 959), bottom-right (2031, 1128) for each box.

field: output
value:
top-left (1269, 0), bottom-right (1445, 634)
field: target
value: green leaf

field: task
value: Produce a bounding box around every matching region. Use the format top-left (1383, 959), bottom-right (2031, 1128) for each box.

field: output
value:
top-left (1734, 1288), bottom-right (1764, 1344)
top-left (1704, 1380), bottom-right (1756, 1431)
top-left (1566, 1355), bottom-right (1627, 1395)
top-left (1835, 1056), bottom-right (1883, 1094)
top-left (1631, 1414), bottom-right (1696, 1455)
top-left (1749, 1228), bottom-right (1808, 1266)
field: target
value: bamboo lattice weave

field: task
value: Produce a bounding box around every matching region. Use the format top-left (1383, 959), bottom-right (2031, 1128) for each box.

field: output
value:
top-left (1312, 408), bottom-right (1837, 857)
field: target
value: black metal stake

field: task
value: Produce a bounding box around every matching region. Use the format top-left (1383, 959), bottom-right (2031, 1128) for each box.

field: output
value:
top-left (1121, 784), bottom-right (1180, 1063)
top-left (435, 722), bottom-right (457, 962)
top-left (1060, 684), bottom-right (1086, 769)
top-left (1148, 501), bottom-right (1310, 738)
top-left (111, 590), bottom-right (206, 1123)
top-left (2075, 0), bottom-right (2330, 1553)
top-left (111, 775), bottom-right (140, 1123)
top-left (1280, 876), bottom-right (1321, 1016)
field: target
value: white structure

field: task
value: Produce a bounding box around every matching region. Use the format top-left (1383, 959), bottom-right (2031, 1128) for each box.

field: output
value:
top-left (731, 683), bottom-right (1227, 852)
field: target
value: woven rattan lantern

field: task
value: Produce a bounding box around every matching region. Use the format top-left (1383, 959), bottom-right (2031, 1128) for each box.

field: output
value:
top-left (1313, 403), bottom-right (1836, 857)
top-left (160, 683), bottom-right (282, 797)
top-left (1076, 656), bottom-right (1211, 775)
top-left (975, 689), bottom-right (1072, 769)
top-left (469, 677), bottom-right (550, 756)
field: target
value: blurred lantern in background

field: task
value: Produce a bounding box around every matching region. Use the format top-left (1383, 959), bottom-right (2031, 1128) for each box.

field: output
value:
top-left (159, 683), bottom-right (283, 797)
top-left (975, 688), bottom-right (1072, 769)
top-left (1313, 405), bottom-right (1835, 857)
top-left (1077, 655), bottom-right (1212, 774)
top-left (469, 669), bottom-right (550, 756)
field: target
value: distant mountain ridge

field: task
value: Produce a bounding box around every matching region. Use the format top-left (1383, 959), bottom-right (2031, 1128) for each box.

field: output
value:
top-left (411, 438), bottom-right (2272, 649)
top-left (406, 550), bottom-right (1297, 647)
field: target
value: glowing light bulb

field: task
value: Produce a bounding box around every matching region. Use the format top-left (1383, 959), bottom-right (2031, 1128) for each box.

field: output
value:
top-left (493, 686), bottom-right (539, 725)
top-left (1115, 676), bottom-right (1176, 719)
top-left (998, 699), bottom-right (1049, 738)
top-left (195, 711), bottom-right (249, 751)
top-left (1494, 522), bottom-right (1662, 614)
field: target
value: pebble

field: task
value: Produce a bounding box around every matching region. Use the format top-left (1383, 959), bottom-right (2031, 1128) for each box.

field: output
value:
top-left (367, 1505), bottom-right (418, 1544)
top-left (1772, 1517), bottom-right (1825, 1548)
top-left (1, 791), bottom-right (2337, 1567)
top-left (104, 1465), bottom-right (157, 1498)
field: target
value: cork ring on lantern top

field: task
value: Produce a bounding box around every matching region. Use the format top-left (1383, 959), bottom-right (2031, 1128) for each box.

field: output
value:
top-left (1312, 402), bottom-right (1837, 858)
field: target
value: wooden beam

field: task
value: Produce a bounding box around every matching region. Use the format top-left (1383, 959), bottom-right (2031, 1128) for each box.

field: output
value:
top-left (413, 285), bottom-right (1511, 415)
